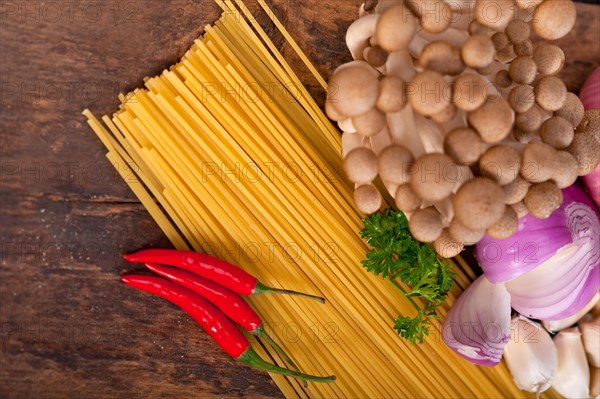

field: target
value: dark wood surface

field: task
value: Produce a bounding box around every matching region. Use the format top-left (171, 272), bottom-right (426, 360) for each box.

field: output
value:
top-left (1, 1), bottom-right (598, 398)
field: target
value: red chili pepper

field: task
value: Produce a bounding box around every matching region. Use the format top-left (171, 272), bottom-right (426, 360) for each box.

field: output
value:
top-left (144, 262), bottom-right (301, 373)
top-left (121, 274), bottom-right (335, 383)
top-left (124, 249), bottom-right (324, 302)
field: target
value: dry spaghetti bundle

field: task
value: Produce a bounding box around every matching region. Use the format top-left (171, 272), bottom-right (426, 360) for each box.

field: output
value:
top-left (84, 1), bottom-right (561, 397)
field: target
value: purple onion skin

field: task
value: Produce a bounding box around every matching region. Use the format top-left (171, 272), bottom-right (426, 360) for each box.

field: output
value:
top-left (475, 185), bottom-right (598, 283)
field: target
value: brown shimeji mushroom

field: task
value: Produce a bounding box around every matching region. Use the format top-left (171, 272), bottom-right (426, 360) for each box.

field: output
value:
top-left (407, 71), bottom-right (451, 116)
top-left (433, 229), bottom-right (464, 259)
top-left (407, 0), bottom-right (452, 34)
top-left (552, 151), bottom-right (579, 189)
top-left (540, 116), bottom-right (575, 149)
top-left (502, 176), bottom-right (530, 205)
top-left (453, 178), bottom-right (506, 230)
top-left (509, 56), bottom-right (537, 85)
top-left (535, 76), bottom-right (568, 112)
top-left (462, 34), bottom-right (495, 69)
top-left (344, 147), bottom-right (378, 185)
top-left (377, 145), bottom-right (414, 185)
top-left (468, 97), bottom-right (514, 143)
top-left (515, 104), bottom-right (544, 133)
top-left (353, 108), bottom-right (387, 137)
top-left (453, 73), bottom-right (488, 112)
top-left (495, 69), bottom-right (513, 89)
top-left (492, 32), bottom-right (510, 52)
top-left (444, 127), bottom-right (485, 165)
top-left (567, 130), bottom-right (600, 176)
top-left (508, 85), bottom-right (535, 113)
top-left (521, 142), bottom-right (557, 183)
top-left (394, 184), bottom-right (422, 213)
top-left (409, 206), bottom-right (444, 243)
top-left (479, 145), bottom-right (521, 186)
top-left (354, 184), bottom-right (382, 214)
top-left (532, 0), bottom-right (577, 41)
top-left (556, 93), bottom-right (585, 128)
top-left (533, 43), bottom-right (565, 76)
top-left (328, 62), bottom-right (380, 117)
top-left (474, 0), bottom-right (514, 30)
top-left (364, 45), bottom-right (389, 68)
top-left (511, 201), bottom-right (529, 219)
top-left (524, 181), bottom-right (563, 219)
top-left (449, 218), bottom-right (486, 246)
top-left (376, 76), bottom-right (407, 113)
top-left (506, 19), bottom-right (530, 45)
top-left (514, 39), bottom-right (534, 57)
top-left (420, 41), bottom-right (465, 76)
top-left (375, 4), bottom-right (417, 52)
top-left (409, 153), bottom-right (457, 202)
top-left (486, 206), bottom-right (519, 240)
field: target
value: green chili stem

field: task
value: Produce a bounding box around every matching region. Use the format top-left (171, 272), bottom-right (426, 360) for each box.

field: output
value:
top-left (253, 281), bottom-right (325, 303)
top-left (238, 347), bottom-right (336, 383)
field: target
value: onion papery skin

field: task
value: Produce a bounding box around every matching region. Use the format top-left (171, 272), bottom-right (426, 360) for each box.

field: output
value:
top-left (475, 185), bottom-right (599, 283)
top-left (442, 276), bottom-right (512, 366)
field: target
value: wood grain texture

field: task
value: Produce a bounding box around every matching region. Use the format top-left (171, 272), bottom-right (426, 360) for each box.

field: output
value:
top-left (0, 1), bottom-right (598, 398)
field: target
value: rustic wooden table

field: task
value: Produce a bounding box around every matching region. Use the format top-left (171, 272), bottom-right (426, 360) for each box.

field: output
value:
top-left (1, 1), bottom-right (598, 398)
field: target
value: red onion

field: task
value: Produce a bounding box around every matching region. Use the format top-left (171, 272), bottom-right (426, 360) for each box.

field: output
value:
top-left (442, 276), bottom-right (511, 366)
top-left (580, 67), bottom-right (600, 208)
top-left (476, 185), bottom-right (599, 320)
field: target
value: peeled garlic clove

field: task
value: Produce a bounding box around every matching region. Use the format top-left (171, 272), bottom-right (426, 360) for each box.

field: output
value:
top-left (542, 293), bottom-right (600, 333)
top-left (579, 316), bottom-right (600, 368)
top-left (504, 316), bottom-right (557, 394)
top-left (553, 327), bottom-right (590, 399)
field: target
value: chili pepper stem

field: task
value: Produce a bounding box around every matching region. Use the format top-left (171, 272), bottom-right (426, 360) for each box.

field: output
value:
top-left (253, 281), bottom-right (326, 303)
top-left (238, 347), bottom-right (336, 383)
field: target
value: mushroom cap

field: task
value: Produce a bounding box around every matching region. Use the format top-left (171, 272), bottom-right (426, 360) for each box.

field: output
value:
top-left (511, 201), bottom-right (529, 218)
top-left (328, 63), bottom-right (380, 117)
top-left (461, 34), bottom-right (495, 69)
top-left (468, 20), bottom-right (488, 36)
top-left (444, 127), bottom-right (485, 165)
top-left (352, 107), bottom-right (387, 137)
top-left (434, 229), bottom-right (464, 258)
top-left (506, 19), bottom-right (531, 44)
top-left (486, 206), bottom-right (519, 239)
top-left (521, 141), bottom-right (558, 183)
top-left (532, 0), bottom-right (577, 41)
top-left (453, 177), bottom-right (506, 230)
top-left (567, 130), bottom-right (600, 176)
top-left (325, 99), bottom-right (346, 121)
top-left (514, 104), bottom-right (543, 132)
top-left (502, 176), bottom-right (530, 204)
top-left (533, 43), bottom-right (565, 75)
top-left (535, 76), bottom-right (568, 112)
top-left (491, 32), bottom-right (510, 51)
top-left (576, 109), bottom-right (600, 142)
top-left (474, 0), bottom-right (514, 30)
top-left (420, 41), bottom-right (465, 76)
top-left (449, 218), bottom-right (486, 246)
top-left (375, 4), bottom-right (417, 52)
top-left (468, 97), bottom-right (515, 143)
top-left (556, 92), bottom-right (585, 128)
top-left (378, 144), bottom-right (414, 184)
top-left (343, 147), bottom-right (379, 184)
top-left (552, 150), bottom-right (579, 189)
top-left (494, 69), bottom-right (513, 89)
top-left (453, 73), bottom-right (488, 112)
top-left (407, 71), bottom-right (451, 116)
top-left (416, 0), bottom-right (452, 33)
top-left (495, 45), bottom-right (517, 64)
top-left (364, 45), bottom-right (389, 67)
top-left (409, 153), bottom-right (458, 202)
top-left (524, 181), bottom-right (563, 219)
top-left (408, 206), bottom-right (444, 243)
top-left (346, 13), bottom-right (380, 61)
top-left (431, 103), bottom-right (457, 124)
top-left (514, 39), bottom-right (534, 57)
top-left (354, 185), bottom-right (382, 214)
top-left (376, 76), bottom-right (406, 113)
top-left (512, 128), bottom-right (536, 144)
top-left (479, 145), bottom-right (521, 185)
top-left (508, 84), bottom-right (535, 113)
top-left (515, 0), bottom-right (544, 9)
top-left (394, 184), bottom-right (422, 213)
top-left (509, 56), bottom-right (537, 85)
top-left (539, 116), bottom-right (575, 149)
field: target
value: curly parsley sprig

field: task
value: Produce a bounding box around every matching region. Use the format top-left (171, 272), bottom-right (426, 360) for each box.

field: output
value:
top-left (360, 208), bottom-right (454, 344)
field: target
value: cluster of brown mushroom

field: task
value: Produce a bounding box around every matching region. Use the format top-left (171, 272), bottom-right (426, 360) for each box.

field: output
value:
top-left (328, 0), bottom-right (600, 258)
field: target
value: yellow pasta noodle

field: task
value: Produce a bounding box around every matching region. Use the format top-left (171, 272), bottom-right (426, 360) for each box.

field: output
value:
top-left (84, 1), bottom-right (561, 398)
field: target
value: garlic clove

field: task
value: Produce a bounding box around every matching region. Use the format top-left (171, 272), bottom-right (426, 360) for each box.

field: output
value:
top-left (542, 293), bottom-right (599, 333)
top-left (579, 316), bottom-right (600, 368)
top-left (503, 316), bottom-right (557, 394)
top-left (591, 367), bottom-right (600, 399)
top-left (553, 327), bottom-right (590, 399)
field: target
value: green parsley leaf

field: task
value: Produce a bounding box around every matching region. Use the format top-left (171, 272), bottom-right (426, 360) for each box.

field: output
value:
top-left (360, 208), bottom-right (455, 344)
